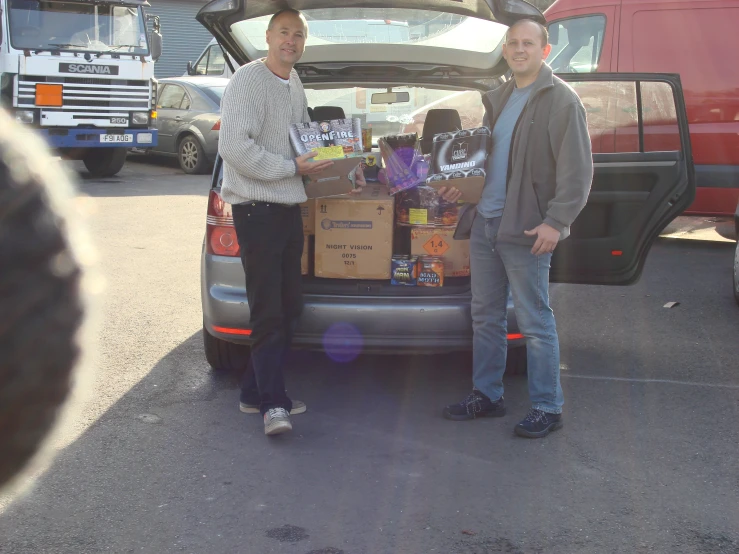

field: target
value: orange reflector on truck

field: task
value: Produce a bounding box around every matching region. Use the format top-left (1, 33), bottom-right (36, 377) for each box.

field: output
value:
top-left (213, 326), bottom-right (252, 336)
top-left (612, 250), bottom-right (623, 256)
top-left (35, 84), bottom-right (63, 107)
top-left (507, 333), bottom-right (524, 340)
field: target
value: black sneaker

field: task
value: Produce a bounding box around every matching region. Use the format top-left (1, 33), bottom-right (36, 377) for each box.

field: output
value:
top-left (442, 390), bottom-right (506, 421)
top-left (514, 409), bottom-right (563, 438)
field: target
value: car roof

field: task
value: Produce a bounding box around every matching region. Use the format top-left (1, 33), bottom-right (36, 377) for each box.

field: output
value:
top-left (159, 77), bottom-right (230, 88)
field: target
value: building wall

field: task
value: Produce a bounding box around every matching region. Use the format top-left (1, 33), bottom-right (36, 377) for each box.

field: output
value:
top-left (145, 0), bottom-right (213, 78)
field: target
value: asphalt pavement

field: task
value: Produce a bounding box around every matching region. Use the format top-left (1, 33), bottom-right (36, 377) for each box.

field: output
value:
top-left (0, 156), bottom-right (737, 554)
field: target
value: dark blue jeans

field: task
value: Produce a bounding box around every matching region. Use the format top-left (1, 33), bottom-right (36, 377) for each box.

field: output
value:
top-left (232, 201), bottom-right (303, 415)
top-left (470, 214), bottom-right (564, 414)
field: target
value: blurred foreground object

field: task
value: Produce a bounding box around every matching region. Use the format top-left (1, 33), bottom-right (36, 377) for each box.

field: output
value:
top-left (0, 109), bottom-right (93, 490)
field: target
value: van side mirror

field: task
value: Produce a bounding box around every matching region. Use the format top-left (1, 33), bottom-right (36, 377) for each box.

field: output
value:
top-left (149, 30), bottom-right (162, 62)
top-left (187, 61), bottom-right (194, 75)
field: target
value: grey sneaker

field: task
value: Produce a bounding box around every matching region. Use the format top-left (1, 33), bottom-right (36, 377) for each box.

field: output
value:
top-left (240, 400), bottom-right (307, 415)
top-left (264, 407), bottom-right (292, 436)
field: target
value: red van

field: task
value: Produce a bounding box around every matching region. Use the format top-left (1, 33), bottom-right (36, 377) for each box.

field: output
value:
top-left (544, 0), bottom-right (739, 216)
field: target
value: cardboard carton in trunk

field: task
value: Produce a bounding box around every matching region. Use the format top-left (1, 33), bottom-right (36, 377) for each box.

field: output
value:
top-left (301, 235), bottom-right (310, 276)
top-left (300, 200), bottom-right (315, 235)
top-left (410, 226), bottom-right (470, 277)
top-left (314, 188), bottom-right (395, 279)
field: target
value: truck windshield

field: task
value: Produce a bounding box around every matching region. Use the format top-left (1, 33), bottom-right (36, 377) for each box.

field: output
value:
top-left (9, 0), bottom-right (149, 55)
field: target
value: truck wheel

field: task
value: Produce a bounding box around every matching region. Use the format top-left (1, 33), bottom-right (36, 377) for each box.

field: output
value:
top-left (203, 326), bottom-right (251, 372)
top-left (178, 135), bottom-right (208, 175)
top-left (83, 148), bottom-right (127, 178)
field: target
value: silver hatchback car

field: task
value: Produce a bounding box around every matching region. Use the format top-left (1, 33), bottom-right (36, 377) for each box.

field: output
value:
top-left (199, 0), bottom-right (695, 372)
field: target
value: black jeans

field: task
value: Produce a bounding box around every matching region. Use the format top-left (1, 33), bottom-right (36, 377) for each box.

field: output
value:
top-left (232, 201), bottom-right (304, 415)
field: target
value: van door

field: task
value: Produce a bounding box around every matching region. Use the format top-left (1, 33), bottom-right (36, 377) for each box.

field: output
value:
top-left (550, 73), bottom-right (694, 285)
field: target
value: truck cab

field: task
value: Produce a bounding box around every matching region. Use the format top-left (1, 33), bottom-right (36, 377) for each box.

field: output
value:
top-left (1, 0), bottom-right (162, 177)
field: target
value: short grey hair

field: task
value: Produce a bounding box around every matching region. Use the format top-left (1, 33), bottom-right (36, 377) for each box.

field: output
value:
top-left (506, 18), bottom-right (549, 47)
top-left (267, 8), bottom-right (308, 35)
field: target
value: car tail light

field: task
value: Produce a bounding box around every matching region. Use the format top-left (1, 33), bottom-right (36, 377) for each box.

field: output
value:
top-left (206, 189), bottom-right (240, 256)
top-left (212, 119), bottom-right (221, 131)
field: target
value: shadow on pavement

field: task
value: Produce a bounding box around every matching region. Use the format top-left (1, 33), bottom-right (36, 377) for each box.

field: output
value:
top-left (0, 319), bottom-right (738, 553)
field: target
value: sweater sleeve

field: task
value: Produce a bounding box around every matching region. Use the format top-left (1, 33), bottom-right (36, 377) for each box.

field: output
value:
top-left (218, 69), bottom-right (297, 181)
top-left (544, 100), bottom-right (594, 232)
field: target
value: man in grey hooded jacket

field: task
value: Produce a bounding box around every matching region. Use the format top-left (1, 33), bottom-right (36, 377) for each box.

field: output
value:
top-left (442, 18), bottom-right (593, 438)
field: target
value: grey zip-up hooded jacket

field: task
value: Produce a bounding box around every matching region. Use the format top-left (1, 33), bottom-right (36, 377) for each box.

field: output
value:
top-left (481, 63), bottom-right (593, 243)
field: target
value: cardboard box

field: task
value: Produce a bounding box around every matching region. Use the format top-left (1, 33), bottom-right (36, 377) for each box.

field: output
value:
top-left (300, 200), bottom-right (315, 235)
top-left (425, 170), bottom-right (485, 204)
top-left (314, 187), bottom-right (395, 279)
top-left (290, 118), bottom-right (365, 199)
top-left (430, 127), bottom-right (490, 175)
top-left (301, 234), bottom-right (310, 275)
top-left (410, 226), bottom-right (470, 277)
top-left (425, 127), bottom-right (490, 205)
top-left (303, 157), bottom-right (363, 199)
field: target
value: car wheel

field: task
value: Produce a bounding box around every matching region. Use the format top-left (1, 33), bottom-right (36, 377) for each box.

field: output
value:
top-left (734, 240), bottom-right (739, 306)
top-left (203, 326), bottom-right (251, 372)
top-left (178, 135), bottom-right (208, 175)
top-left (505, 345), bottom-right (527, 376)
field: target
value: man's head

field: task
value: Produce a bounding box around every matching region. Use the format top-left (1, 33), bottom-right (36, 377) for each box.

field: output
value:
top-left (265, 9), bottom-right (308, 68)
top-left (503, 19), bottom-right (552, 82)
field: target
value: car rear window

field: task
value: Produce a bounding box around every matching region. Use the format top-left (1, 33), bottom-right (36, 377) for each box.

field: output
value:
top-left (305, 86), bottom-right (484, 144)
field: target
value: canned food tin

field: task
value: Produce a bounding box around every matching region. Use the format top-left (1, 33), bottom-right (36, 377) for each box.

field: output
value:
top-left (391, 255), bottom-right (419, 286)
top-left (417, 256), bottom-right (444, 287)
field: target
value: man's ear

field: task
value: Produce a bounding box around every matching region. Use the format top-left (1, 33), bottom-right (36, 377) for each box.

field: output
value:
top-left (543, 43), bottom-right (552, 60)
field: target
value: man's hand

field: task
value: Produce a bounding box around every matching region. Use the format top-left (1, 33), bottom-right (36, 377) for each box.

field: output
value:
top-left (296, 151), bottom-right (334, 175)
top-left (436, 186), bottom-right (462, 203)
top-left (349, 164), bottom-right (366, 195)
top-left (524, 223), bottom-right (561, 256)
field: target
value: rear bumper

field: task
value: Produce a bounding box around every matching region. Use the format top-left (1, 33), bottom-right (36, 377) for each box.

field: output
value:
top-left (40, 128), bottom-right (158, 148)
top-left (201, 251), bottom-right (523, 354)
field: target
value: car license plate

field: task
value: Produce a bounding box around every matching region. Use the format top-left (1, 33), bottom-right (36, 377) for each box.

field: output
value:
top-left (100, 134), bottom-right (133, 143)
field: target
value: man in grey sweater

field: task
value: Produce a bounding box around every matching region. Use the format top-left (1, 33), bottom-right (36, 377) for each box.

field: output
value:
top-left (218, 8), bottom-right (332, 436)
top-left (442, 19), bottom-right (593, 438)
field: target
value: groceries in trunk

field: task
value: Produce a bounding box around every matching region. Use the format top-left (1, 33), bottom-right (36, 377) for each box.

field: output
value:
top-left (296, 123), bottom-right (489, 284)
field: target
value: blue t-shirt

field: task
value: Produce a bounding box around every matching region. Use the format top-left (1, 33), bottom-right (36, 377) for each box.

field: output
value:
top-left (477, 83), bottom-right (534, 218)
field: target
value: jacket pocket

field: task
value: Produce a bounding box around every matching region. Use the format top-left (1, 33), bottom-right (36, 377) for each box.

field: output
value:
top-left (531, 183), bottom-right (546, 220)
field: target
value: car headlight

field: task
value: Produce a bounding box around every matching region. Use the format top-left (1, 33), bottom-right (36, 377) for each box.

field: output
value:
top-left (132, 112), bottom-right (149, 125)
top-left (15, 110), bottom-right (34, 124)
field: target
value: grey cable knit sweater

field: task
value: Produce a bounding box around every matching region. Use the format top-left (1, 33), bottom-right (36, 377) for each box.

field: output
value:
top-left (218, 59), bottom-right (310, 205)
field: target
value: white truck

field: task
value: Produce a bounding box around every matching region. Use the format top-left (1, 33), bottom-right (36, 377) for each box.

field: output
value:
top-left (0, 0), bottom-right (162, 177)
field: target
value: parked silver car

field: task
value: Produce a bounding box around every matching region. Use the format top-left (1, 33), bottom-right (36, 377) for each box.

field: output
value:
top-left (142, 76), bottom-right (228, 174)
top-left (198, 0), bottom-right (695, 372)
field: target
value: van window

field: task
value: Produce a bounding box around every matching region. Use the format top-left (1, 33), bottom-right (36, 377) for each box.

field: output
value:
top-left (548, 15), bottom-right (606, 73)
top-left (570, 80), bottom-right (681, 154)
top-left (193, 45), bottom-right (226, 76)
top-left (205, 46), bottom-right (226, 76)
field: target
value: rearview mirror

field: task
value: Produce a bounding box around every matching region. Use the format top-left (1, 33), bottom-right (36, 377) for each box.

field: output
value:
top-left (371, 91), bottom-right (410, 105)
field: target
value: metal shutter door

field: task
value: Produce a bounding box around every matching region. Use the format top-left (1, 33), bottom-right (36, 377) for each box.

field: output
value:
top-left (145, 0), bottom-right (213, 78)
